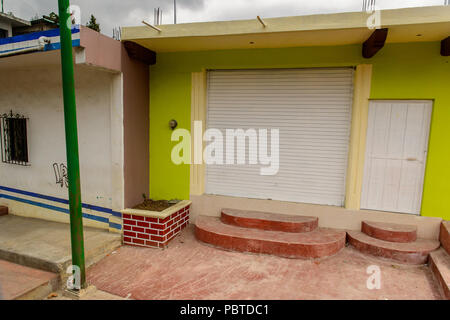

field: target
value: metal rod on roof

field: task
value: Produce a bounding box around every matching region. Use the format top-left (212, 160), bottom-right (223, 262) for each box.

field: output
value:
top-left (142, 20), bottom-right (162, 32)
top-left (257, 16), bottom-right (267, 28)
top-left (174, 0), bottom-right (177, 24)
top-left (1, 0), bottom-right (4, 13)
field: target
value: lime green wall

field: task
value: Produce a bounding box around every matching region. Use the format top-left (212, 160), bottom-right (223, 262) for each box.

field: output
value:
top-left (149, 42), bottom-right (450, 220)
top-left (369, 42), bottom-right (450, 219)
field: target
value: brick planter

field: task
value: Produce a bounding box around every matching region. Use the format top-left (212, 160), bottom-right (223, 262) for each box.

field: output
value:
top-left (121, 200), bottom-right (191, 249)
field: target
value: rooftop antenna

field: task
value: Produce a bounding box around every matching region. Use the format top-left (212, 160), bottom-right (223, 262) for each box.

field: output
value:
top-left (154, 7), bottom-right (163, 25)
top-left (362, 0), bottom-right (376, 11)
top-left (174, 0), bottom-right (177, 24)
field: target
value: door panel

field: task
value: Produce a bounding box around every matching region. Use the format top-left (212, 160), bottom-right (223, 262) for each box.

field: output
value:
top-left (361, 101), bottom-right (432, 215)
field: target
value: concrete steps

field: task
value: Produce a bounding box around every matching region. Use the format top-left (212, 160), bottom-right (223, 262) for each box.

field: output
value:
top-left (429, 248), bottom-right (450, 300)
top-left (0, 259), bottom-right (59, 300)
top-left (348, 220), bottom-right (440, 265)
top-left (0, 215), bottom-right (121, 275)
top-left (221, 208), bottom-right (318, 233)
top-left (361, 220), bottom-right (417, 243)
top-left (195, 211), bottom-right (346, 259)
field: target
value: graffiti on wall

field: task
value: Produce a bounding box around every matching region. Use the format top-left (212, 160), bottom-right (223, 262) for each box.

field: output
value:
top-left (53, 163), bottom-right (69, 188)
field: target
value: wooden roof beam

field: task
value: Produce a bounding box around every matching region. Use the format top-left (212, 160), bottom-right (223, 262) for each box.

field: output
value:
top-left (441, 36), bottom-right (450, 56)
top-left (123, 41), bottom-right (156, 65)
top-left (363, 28), bottom-right (388, 59)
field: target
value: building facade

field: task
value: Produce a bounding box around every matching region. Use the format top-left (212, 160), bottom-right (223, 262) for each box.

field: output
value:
top-left (0, 26), bottom-right (149, 233)
top-left (121, 6), bottom-right (449, 238)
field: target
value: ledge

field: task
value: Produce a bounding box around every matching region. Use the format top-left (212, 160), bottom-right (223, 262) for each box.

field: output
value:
top-left (121, 200), bottom-right (192, 219)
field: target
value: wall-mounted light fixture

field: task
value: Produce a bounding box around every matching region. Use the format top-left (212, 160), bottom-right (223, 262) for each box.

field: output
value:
top-left (169, 119), bottom-right (178, 130)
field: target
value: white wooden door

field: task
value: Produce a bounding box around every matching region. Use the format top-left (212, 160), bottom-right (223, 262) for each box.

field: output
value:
top-left (361, 100), bottom-right (432, 215)
top-left (206, 68), bottom-right (354, 206)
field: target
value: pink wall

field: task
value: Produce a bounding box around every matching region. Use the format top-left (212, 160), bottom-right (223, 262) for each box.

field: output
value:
top-left (121, 45), bottom-right (150, 208)
top-left (80, 27), bottom-right (122, 72)
top-left (80, 26), bottom-right (150, 208)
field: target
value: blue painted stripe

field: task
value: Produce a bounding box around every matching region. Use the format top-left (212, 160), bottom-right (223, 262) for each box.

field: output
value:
top-left (0, 185), bottom-right (120, 218)
top-left (109, 222), bottom-right (122, 230)
top-left (0, 26), bottom-right (80, 45)
top-left (0, 193), bottom-right (109, 224)
top-left (0, 45), bottom-right (41, 54)
top-left (111, 211), bottom-right (122, 218)
top-left (44, 39), bottom-right (80, 51)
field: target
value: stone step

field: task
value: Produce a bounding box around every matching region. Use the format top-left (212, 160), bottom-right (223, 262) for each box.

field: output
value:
top-left (429, 248), bottom-right (450, 300)
top-left (347, 231), bottom-right (440, 265)
top-left (0, 259), bottom-right (60, 300)
top-left (221, 208), bottom-right (318, 233)
top-left (362, 220), bottom-right (417, 243)
top-left (440, 221), bottom-right (450, 255)
top-left (0, 215), bottom-right (122, 275)
top-left (0, 206), bottom-right (8, 216)
top-left (195, 216), bottom-right (346, 259)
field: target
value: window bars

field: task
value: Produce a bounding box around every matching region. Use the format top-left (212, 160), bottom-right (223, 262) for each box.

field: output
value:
top-left (0, 111), bottom-right (29, 165)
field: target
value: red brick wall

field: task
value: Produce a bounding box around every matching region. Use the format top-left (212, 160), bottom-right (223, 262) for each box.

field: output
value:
top-left (122, 204), bottom-right (190, 248)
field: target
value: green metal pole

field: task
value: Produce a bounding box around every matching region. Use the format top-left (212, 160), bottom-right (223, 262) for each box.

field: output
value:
top-left (58, 0), bottom-right (86, 290)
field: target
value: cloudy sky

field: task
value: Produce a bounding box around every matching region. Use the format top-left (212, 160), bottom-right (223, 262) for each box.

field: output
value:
top-left (4, 0), bottom-right (445, 36)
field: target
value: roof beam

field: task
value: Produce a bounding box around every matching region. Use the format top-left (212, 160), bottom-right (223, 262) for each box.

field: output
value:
top-left (123, 41), bottom-right (156, 65)
top-left (362, 28), bottom-right (388, 59)
top-left (441, 37), bottom-right (450, 56)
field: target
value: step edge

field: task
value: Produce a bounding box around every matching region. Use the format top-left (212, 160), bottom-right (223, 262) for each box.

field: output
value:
top-left (14, 275), bottom-right (60, 300)
top-left (347, 231), bottom-right (440, 254)
top-left (361, 221), bottom-right (417, 243)
top-left (195, 225), bottom-right (346, 259)
top-left (429, 249), bottom-right (450, 300)
top-left (195, 219), bottom-right (346, 246)
top-left (221, 208), bottom-right (318, 222)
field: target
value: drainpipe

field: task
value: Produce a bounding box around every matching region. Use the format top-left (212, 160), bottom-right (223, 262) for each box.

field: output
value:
top-left (57, 0), bottom-right (86, 290)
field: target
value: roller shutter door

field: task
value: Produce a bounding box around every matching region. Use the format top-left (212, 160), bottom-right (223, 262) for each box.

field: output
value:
top-left (205, 68), bottom-right (354, 206)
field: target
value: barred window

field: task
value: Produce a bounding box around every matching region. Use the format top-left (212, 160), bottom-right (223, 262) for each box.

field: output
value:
top-left (0, 111), bottom-right (29, 165)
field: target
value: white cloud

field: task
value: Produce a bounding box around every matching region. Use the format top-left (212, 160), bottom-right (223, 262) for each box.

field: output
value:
top-left (4, 0), bottom-right (445, 36)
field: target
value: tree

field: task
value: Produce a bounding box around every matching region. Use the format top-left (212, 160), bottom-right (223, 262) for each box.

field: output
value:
top-left (47, 12), bottom-right (59, 23)
top-left (86, 14), bottom-right (100, 32)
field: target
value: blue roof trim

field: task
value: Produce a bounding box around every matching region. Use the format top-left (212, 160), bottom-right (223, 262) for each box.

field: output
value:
top-left (44, 39), bottom-right (80, 51)
top-left (0, 39), bottom-right (80, 54)
top-left (0, 25), bottom-right (80, 46)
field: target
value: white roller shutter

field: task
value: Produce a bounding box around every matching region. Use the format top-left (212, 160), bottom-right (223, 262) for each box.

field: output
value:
top-left (205, 68), bottom-right (354, 206)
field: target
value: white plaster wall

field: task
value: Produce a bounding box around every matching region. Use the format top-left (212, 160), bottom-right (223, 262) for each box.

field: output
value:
top-left (0, 64), bottom-right (122, 225)
top-left (0, 20), bottom-right (12, 37)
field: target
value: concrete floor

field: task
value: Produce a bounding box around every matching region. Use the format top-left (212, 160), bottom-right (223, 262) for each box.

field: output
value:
top-left (0, 215), bottom-right (121, 274)
top-left (88, 225), bottom-right (443, 300)
top-left (0, 259), bottom-right (58, 300)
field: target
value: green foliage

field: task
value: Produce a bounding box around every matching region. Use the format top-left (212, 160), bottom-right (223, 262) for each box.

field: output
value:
top-left (86, 14), bottom-right (100, 32)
